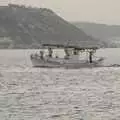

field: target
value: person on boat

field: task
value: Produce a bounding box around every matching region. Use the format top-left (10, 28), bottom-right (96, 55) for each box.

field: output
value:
top-left (73, 48), bottom-right (79, 55)
top-left (89, 51), bottom-right (93, 63)
top-left (40, 51), bottom-right (44, 59)
top-left (64, 48), bottom-right (70, 59)
top-left (48, 47), bottom-right (53, 58)
top-left (35, 52), bottom-right (38, 58)
top-left (30, 54), bottom-right (33, 59)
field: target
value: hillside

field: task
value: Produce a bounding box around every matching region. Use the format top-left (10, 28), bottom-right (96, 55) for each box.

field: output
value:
top-left (73, 22), bottom-right (120, 47)
top-left (0, 4), bottom-right (102, 49)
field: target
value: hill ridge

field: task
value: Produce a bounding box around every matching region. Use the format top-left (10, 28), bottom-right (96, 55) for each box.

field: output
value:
top-left (0, 4), bottom-right (101, 48)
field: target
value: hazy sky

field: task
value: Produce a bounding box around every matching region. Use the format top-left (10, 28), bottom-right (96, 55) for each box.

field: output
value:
top-left (1, 0), bottom-right (120, 25)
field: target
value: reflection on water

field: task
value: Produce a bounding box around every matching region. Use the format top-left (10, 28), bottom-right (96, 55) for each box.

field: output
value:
top-left (0, 49), bottom-right (120, 120)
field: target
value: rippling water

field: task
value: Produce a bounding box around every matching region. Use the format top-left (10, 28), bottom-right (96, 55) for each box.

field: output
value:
top-left (0, 49), bottom-right (120, 120)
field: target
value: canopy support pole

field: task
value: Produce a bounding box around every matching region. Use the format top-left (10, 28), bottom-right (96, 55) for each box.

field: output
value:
top-left (89, 51), bottom-right (93, 63)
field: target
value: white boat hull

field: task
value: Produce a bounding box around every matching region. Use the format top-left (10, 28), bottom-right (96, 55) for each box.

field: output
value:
top-left (31, 58), bottom-right (62, 68)
top-left (30, 56), bottom-right (104, 68)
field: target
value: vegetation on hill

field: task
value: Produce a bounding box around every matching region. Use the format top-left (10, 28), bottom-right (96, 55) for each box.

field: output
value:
top-left (73, 22), bottom-right (120, 47)
top-left (0, 4), bottom-right (102, 48)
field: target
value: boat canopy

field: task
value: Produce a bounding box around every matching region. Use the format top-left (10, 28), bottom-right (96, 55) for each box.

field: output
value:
top-left (42, 44), bottom-right (98, 50)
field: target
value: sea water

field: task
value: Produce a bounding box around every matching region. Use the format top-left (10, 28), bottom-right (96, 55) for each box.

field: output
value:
top-left (0, 48), bottom-right (120, 120)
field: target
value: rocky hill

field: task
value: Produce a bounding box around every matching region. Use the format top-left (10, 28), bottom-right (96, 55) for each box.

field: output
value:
top-left (73, 22), bottom-right (120, 47)
top-left (0, 4), bottom-right (102, 49)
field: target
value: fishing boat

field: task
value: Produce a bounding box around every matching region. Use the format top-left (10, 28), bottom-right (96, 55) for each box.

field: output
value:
top-left (30, 44), bottom-right (104, 68)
